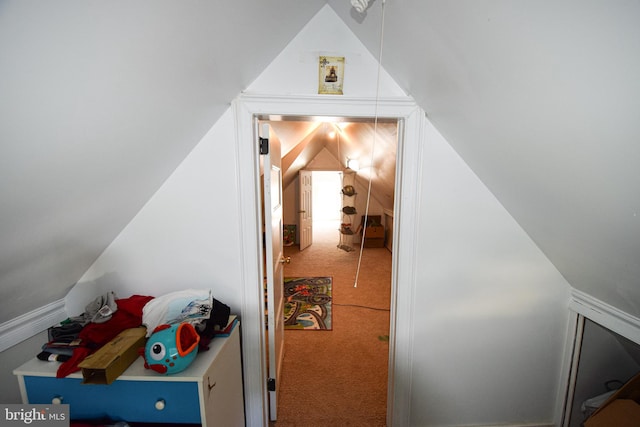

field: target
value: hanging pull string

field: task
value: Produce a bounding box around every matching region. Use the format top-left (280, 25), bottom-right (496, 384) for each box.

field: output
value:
top-left (337, 125), bottom-right (342, 192)
top-left (354, 0), bottom-right (386, 288)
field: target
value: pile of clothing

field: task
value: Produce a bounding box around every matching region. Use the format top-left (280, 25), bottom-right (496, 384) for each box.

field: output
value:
top-left (40, 289), bottom-right (230, 378)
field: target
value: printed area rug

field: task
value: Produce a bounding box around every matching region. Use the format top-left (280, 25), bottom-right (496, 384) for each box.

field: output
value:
top-left (284, 277), bottom-right (332, 330)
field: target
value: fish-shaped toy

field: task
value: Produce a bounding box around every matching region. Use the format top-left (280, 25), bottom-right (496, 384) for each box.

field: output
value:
top-left (140, 322), bottom-right (200, 374)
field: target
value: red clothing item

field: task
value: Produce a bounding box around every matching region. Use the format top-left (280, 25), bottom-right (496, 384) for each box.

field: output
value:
top-left (57, 294), bottom-right (153, 378)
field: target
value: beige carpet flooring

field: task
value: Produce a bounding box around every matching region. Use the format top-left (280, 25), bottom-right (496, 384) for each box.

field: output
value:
top-left (270, 221), bottom-right (392, 427)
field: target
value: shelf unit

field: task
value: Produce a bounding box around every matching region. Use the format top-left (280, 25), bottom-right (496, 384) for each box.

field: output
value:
top-left (338, 170), bottom-right (357, 251)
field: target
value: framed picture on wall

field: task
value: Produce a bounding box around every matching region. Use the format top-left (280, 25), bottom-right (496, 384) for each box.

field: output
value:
top-left (318, 56), bottom-right (345, 95)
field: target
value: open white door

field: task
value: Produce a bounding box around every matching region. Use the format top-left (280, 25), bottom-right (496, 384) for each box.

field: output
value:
top-left (299, 170), bottom-right (313, 251)
top-left (261, 123), bottom-right (286, 421)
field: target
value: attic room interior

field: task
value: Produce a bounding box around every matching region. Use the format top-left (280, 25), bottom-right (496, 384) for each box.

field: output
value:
top-left (1, 1), bottom-right (639, 427)
top-left (265, 115), bottom-right (398, 247)
top-left (260, 115), bottom-right (396, 424)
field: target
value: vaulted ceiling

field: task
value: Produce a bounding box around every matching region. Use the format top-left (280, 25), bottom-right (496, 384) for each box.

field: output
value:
top-left (333, 0), bottom-right (640, 318)
top-left (268, 118), bottom-right (398, 210)
top-left (1, 1), bottom-right (639, 323)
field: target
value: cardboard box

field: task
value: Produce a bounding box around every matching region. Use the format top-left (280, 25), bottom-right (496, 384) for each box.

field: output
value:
top-left (363, 237), bottom-right (385, 248)
top-left (78, 327), bottom-right (147, 385)
top-left (363, 226), bottom-right (384, 239)
top-left (585, 372), bottom-right (640, 427)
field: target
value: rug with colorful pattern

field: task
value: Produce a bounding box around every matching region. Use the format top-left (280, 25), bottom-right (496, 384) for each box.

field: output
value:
top-left (284, 277), bottom-right (332, 330)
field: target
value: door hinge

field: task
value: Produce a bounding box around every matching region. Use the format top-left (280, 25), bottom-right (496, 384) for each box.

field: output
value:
top-left (259, 137), bottom-right (269, 155)
top-left (267, 377), bottom-right (276, 391)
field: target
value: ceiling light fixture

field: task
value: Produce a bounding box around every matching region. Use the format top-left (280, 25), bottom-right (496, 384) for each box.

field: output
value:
top-left (351, 0), bottom-right (370, 13)
top-left (323, 122), bottom-right (337, 139)
top-left (347, 158), bottom-right (360, 171)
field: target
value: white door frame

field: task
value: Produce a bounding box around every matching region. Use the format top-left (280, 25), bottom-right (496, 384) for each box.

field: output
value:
top-left (233, 93), bottom-right (424, 427)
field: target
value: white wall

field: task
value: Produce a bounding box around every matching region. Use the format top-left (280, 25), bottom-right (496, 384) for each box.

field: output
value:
top-left (283, 179), bottom-right (300, 229)
top-left (410, 120), bottom-right (570, 425)
top-left (67, 109), bottom-right (243, 313)
top-left (63, 5), bottom-right (570, 426)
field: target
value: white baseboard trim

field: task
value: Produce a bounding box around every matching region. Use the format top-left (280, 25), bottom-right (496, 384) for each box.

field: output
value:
top-left (569, 288), bottom-right (640, 344)
top-left (451, 423), bottom-right (553, 427)
top-left (0, 299), bottom-right (67, 353)
top-left (460, 424), bottom-right (553, 427)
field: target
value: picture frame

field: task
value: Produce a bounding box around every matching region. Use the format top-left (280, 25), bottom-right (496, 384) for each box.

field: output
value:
top-left (318, 56), bottom-right (345, 95)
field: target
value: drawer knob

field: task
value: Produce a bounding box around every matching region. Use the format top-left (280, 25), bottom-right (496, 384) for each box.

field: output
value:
top-left (52, 396), bottom-right (63, 404)
top-left (155, 399), bottom-right (166, 411)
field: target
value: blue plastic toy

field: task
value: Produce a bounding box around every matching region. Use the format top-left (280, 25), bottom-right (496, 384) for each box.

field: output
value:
top-left (141, 322), bottom-right (200, 374)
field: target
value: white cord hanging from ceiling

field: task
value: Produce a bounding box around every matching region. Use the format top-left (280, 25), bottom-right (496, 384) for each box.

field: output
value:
top-left (353, 0), bottom-right (386, 288)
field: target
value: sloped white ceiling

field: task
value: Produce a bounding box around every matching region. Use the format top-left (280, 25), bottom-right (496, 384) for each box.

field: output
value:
top-left (0, 0), bottom-right (325, 323)
top-left (1, 0), bottom-right (639, 324)
top-left (268, 119), bottom-right (397, 210)
top-left (329, 0), bottom-right (640, 317)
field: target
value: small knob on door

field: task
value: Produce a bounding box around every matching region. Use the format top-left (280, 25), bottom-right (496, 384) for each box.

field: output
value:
top-left (280, 256), bottom-right (291, 264)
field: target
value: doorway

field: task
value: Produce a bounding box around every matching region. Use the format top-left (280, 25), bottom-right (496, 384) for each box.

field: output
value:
top-left (312, 170), bottom-right (342, 242)
top-left (235, 94), bottom-right (423, 427)
top-left (268, 117), bottom-right (396, 424)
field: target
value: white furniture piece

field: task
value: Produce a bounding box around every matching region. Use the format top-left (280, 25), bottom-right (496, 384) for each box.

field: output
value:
top-left (14, 321), bottom-right (244, 426)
